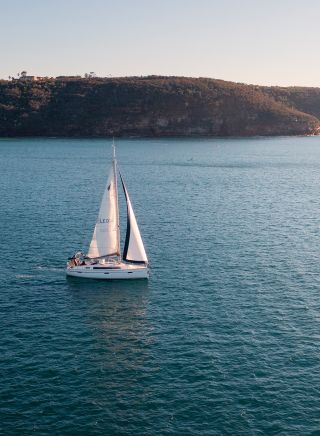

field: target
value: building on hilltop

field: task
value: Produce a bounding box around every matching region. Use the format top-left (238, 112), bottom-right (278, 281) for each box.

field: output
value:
top-left (17, 71), bottom-right (40, 81)
top-left (19, 75), bottom-right (39, 81)
top-left (56, 75), bottom-right (82, 80)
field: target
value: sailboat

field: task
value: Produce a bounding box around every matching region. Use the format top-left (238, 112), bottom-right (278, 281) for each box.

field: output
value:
top-left (66, 142), bottom-right (149, 279)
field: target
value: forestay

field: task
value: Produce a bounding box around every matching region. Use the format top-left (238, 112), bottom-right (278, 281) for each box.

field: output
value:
top-left (87, 166), bottom-right (120, 258)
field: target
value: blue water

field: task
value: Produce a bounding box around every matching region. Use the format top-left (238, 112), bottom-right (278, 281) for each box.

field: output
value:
top-left (1, 136), bottom-right (320, 434)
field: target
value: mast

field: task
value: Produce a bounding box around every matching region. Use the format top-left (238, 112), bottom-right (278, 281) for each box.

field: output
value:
top-left (112, 138), bottom-right (121, 259)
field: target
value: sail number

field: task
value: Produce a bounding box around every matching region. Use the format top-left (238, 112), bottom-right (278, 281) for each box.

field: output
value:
top-left (99, 218), bottom-right (111, 223)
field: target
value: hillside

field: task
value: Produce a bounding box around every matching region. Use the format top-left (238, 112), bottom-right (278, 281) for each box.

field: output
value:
top-left (0, 76), bottom-right (320, 137)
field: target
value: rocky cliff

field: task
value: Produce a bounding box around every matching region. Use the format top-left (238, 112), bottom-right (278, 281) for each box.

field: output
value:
top-left (0, 76), bottom-right (319, 137)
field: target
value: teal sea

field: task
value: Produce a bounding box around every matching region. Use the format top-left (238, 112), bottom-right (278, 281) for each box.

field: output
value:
top-left (1, 136), bottom-right (320, 434)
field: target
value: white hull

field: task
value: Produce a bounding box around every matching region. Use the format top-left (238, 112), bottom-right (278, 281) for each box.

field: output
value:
top-left (66, 262), bottom-right (148, 280)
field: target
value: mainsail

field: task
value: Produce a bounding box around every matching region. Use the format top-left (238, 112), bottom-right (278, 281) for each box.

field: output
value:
top-left (120, 173), bottom-right (148, 264)
top-left (87, 166), bottom-right (120, 258)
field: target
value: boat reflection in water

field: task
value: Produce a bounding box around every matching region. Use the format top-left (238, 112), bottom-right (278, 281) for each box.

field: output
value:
top-left (67, 278), bottom-right (153, 376)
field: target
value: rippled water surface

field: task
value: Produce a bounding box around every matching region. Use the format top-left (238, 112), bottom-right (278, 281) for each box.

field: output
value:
top-left (1, 137), bottom-right (320, 434)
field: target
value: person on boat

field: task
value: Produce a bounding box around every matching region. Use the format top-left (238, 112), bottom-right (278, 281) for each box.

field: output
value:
top-left (69, 251), bottom-right (84, 267)
top-left (68, 256), bottom-right (76, 267)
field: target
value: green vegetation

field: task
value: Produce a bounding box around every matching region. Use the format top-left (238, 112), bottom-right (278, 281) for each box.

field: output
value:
top-left (0, 76), bottom-right (319, 137)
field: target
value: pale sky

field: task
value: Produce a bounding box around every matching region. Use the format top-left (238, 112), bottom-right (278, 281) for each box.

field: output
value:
top-left (1, 0), bottom-right (319, 86)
